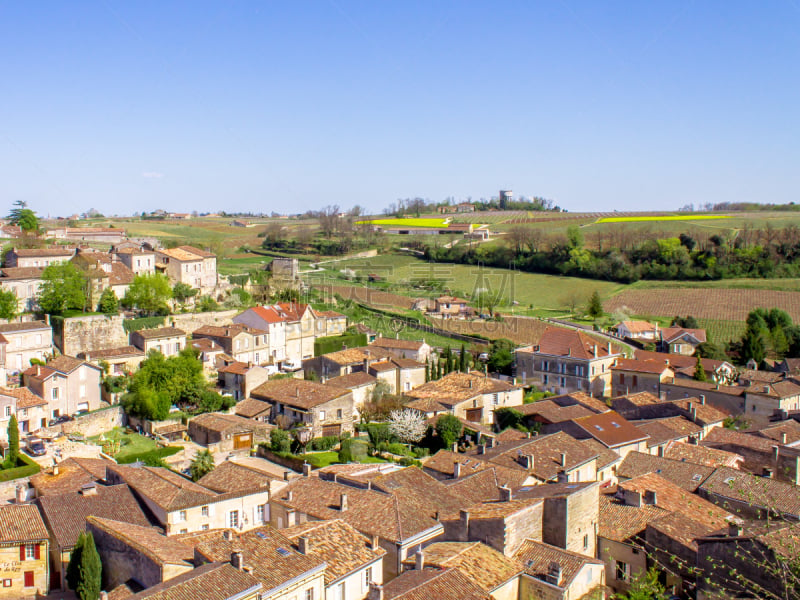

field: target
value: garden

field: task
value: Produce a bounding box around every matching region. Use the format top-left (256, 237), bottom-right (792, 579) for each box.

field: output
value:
top-left (90, 427), bottom-right (181, 466)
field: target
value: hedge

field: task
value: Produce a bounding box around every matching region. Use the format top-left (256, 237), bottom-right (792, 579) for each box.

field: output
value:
top-left (123, 316), bottom-right (166, 333)
top-left (0, 454), bottom-right (41, 482)
top-left (117, 446), bottom-right (182, 465)
top-left (314, 332), bottom-right (368, 356)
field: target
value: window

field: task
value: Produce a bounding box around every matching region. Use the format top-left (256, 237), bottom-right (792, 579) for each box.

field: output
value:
top-left (543, 360), bottom-right (549, 371)
top-left (20, 408), bottom-right (27, 417)
top-left (319, 410), bottom-right (326, 420)
top-left (255, 504), bottom-right (267, 524)
top-left (336, 582), bottom-right (345, 600)
top-left (493, 393), bottom-right (499, 405)
top-left (201, 506), bottom-right (209, 517)
top-left (559, 377), bottom-right (566, 387)
top-left (178, 510), bottom-right (187, 522)
top-left (4, 406), bottom-right (9, 417)
top-left (2, 579), bottom-right (10, 587)
top-left (305, 589), bottom-right (314, 600)
top-left (201, 524), bottom-right (209, 531)
top-left (229, 510), bottom-right (239, 528)
top-left (543, 374), bottom-right (549, 385)
top-left (180, 529), bottom-right (188, 534)
top-left (632, 375), bottom-right (638, 387)
top-left (616, 560), bottom-right (629, 582)
top-left (25, 544), bottom-right (36, 560)
top-left (336, 409), bottom-right (343, 419)
top-left (365, 567), bottom-right (373, 591)
top-left (619, 374), bottom-right (625, 384)
top-left (583, 534), bottom-right (589, 549)
top-left (52, 388), bottom-right (59, 400)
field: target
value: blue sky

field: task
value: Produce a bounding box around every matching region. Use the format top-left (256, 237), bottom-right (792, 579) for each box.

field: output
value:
top-left (1, 2), bottom-right (799, 216)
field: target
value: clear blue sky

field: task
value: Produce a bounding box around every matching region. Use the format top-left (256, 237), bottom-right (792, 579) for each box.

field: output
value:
top-left (1, 2), bottom-right (799, 216)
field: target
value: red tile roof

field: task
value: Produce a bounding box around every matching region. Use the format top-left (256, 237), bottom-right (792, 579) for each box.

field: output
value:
top-left (534, 326), bottom-right (620, 360)
top-left (572, 411), bottom-right (649, 449)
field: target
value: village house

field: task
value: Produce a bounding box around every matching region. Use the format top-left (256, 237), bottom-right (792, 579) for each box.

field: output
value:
top-left (193, 324), bottom-right (270, 366)
top-left (124, 561), bottom-right (263, 600)
top-left (106, 464), bottom-right (272, 535)
top-left (611, 394), bottom-right (727, 439)
top-left (431, 296), bottom-right (471, 319)
top-left (368, 567), bottom-right (491, 600)
top-left (283, 519), bottom-right (386, 600)
top-left (464, 431), bottom-right (599, 484)
top-left (369, 337), bottom-right (432, 363)
top-left (190, 525), bottom-right (326, 600)
top-left (279, 303), bottom-right (319, 365)
top-left (113, 246), bottom-right (157, 275)
top-left (130, 326), bottom-right (187, 357)
top-left (698, 465), bottom-right (800, 520)
top-left (187, 412), bottom-right (272, 453)
top-left (46, 226), bottom-right (126, 244)
top-left (616, 452), bottom-right (715, 493)
top-left (632, 417), bottom-right (704, 457)
top-left (0, 320), bottom-right (53, 373)
top-left (303, 347), bottom-right (394, 380)
top-left (23, 355), bottom-right (103, 419)
top-left (78, 345), bottom-right (146, 374)
top-left (515, 539), bottom-right (606, 600)
top-left (86, 516), bottom-right (195, 591)
top-left (0, 386), bottom-right (48, 434)
top-left (610, 358), bottom-right (674, 397)
top-left (29, 456), bottom-right (113, 497)
top-left (316, 309), bottom-right (348, 336)
top-left (700, 426), bottom-right (800, 482)
top-left (217, 361), bottom-right (271, 400)
top-left (743, 379), bottom-right (800, 416)
top-left (234, 398), bottom-right (273, 423)
top-left (36, 483), bottom-right (152, 590)
top-left (0, 267), bottom-right (44, 312)
top-left (4, 246), bottom-right (76, 268)
top-left (614, 320), bottom-right (660, 342)
top-left (154, 245), bottom-right (217, 293)
top-left (658, 326), bottom-right (707, 355)
top-left (190, 337), bottom-right (225, 370)
top-left (326, 371), bottom-right (378, 417)
top-left (232, 305), bottom-right (290, 366)
top-left (196, 460), bottom-right (287, 498)
top-left (405, 371), bottom-right (523, 426)
top-left (368, 358), bottom-right (427, 395)
top-left (401, 542), bottom-right (523, 600)
top-left (561, 410), bottom-right (650, 459)
top-left (515, 326), bottom-right (623, 397)
top-left (0, 504), bottom-right (49, 600)
top-left (251, 378), bottom-right (355, 438)
top-left (269, 472), bottom-right (449, 579)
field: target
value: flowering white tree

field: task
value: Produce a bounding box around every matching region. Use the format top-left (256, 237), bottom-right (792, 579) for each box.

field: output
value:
top-left (388, 409), bottom-right (427, 444)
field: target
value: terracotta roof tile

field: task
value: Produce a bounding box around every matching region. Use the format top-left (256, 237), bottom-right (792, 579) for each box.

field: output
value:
top-left (326, 371), bottom-right (377, 389)
top-left (87, 517), bottom-right (192, 566)
top-left (251, 379), bottom-right (349, 410)
top-left (572, 411), bottom-right (649, 448)
top-left (380, 567), bottom-right (492, 600)
top-left (30, 457), bottom-right (112, 496)
top-left (515, 539), bottom-right (603, 588)
top-left (196, 461), bottom-right (277, 494)
top-left (617, 451), bottom-right (714, 492)
top-left (234, 398), bottom-right (271, 418)
top-left (0, 386), bottom-right (46, 408)
top-left (371, 337), bottom-right (427, 351)
top-left (699, 466), bottom-right (800, 517)
top-left (107, 465), bottom-right (218, 512)
top-left (133, 327), bottom-right (186, 340)
top-left (533, 326), bottom-right (620, 360)
top-left (598, 492), bottom-right (667, 542)
top-left (405, 372), bottom-right (518, 406)
top-left (126, 562), bottom-right (262, 600)
top-left (81, 345), bottom-right (145, 360)
top-left (0, 504), bottom-right (48, 543)
top-left (663, 440), bottom-right (743, 468)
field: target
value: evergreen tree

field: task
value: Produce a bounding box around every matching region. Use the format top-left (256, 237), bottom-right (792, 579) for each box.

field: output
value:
top-left (587, 290), bottom-right (604, 319)
top-left (459, 344), bottom-right (467, 372)
top-left (742, 323), bottom-right (767, 365)
top-left (66, 532), bottom-right (86, 590)
top-left (693, 354), bottom-right (707, 382)
top-left (97, 288), bottom-right (119, 314)
top-left (435, 360), bottom-right (441, 379)
top-left (0, 289), bottom-right (17, 320)
top-left (425, 360), bottom-right (430, 383)
top-left (5, 415), bottom-right (18, 468)
top-left (75, 531), bottom-right (101, 600)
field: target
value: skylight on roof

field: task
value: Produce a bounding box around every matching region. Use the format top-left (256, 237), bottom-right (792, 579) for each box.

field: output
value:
top-left (611, 422), bottom-right (620, 428)
top-left (255, 532), bottom-right (268, 540)
top-left (724, 477), bottom-right (736, 485)
top-left (277, 547), bottom-right (291, 557)
top-left (692, 474), bottom-right (702, 481)
top-left (594, 425), bottom-right (604, 431)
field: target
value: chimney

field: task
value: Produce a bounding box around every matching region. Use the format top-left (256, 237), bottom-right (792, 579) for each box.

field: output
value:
top-left (287, 490), bottom-right (294, 501)
top-left (520, 454), bottom-right (534, 469)
top-left (557, 470), bottom-right (568, 483)
top-left (469, 380), bottom-right (473, 389)
top-left (36, 365), bottom-right (40, 377)
top-left (80, 483), bottom-right (98, 496)
top-left (690, 407), bottom-right (698, 423)
top-left (452, 442), bottom-right (458, 452)
top-left (15, 484), bottom-right (26, 504)
top-left (499, 486), bottom-right (512, 502)
top-left (53, 465), bottom-right (59, 476)
top-left (764, 385), bottom-right (770, 394)
top-left (545, 562), bottom-right (563, 586)
top-left (699, 394), bottom-right (706, 405)
top-left (559, 452), bottom-right (566, 467)
top-left (763, 467), bottom-right (774, 478)
top-left (100, 592), bottom-right (109, 600)
top-left (231, 550), bottom-right (244, 570)
top-left (658, 445), bottom-right (664, 457)
top-left (728, 521), bottom-right (743, 537)
top-left (369, 534), bottom-right (380, 550)
top-left (453, 461), bottom-right (461, 478)
top-left (477, 444), bottom-right (486, 455)
top-left (782, 432), bottom-right (788, 445)
top-left (593, 345), bottom-right (598, 358)
top-left (296, 387), bottom-right (300, 398)
top-left (298, 536), bottom-right (310, 555)
top-left (302, 462), bottom-right (312, 477)
top-left (367, 583), bottom-right (385, 600)
top-left (773, 446), bottom-right (780, 461)
top-left (284, 471), bottom-right (292, 481)
top-left (340, 493), bottom-right (348, 512)
top-left (414, 550), bottom-right (425, 570)
top-left (460, 509), bottom-right (470, 530)
top-left (486, 437), bottom-right (495, 449)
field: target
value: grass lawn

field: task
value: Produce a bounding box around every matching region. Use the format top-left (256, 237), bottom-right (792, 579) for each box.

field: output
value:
top-left (90, 428), bottom-right (179, 462)
top-left (295, 451), bottom-right (389, 468)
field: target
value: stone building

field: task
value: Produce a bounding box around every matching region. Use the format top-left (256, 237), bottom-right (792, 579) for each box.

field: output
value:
top-left (515, 539), bottom-right (606, 600)
top-left (154, 245), bottom-right (218, 294)
top-left (193, 324), bottom-right (269, 366)
top-left (0, 267), bottom-right (44, 312)
top-left (0, 504), bottom-right (49, 599)
top-left (515, 327), bottom-right (623, 397)
top-left (23, 355), bottom-right (103, 418)
top-left (4, 246), bottom-right (76, 268)
top-left (0, 320), bottom-right (53, 374)
top-left (187, 412), bottom-right (272, 453)
top-left (113, 246), bottom-right (156, 275)
top-left (130, 326), bottom-right (186, 357)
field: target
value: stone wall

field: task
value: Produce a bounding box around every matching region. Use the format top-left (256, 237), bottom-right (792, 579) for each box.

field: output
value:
top-left (167, 309), bottom-right (239, 335)
top-left (541, 483), bottom-right (600, 557)
top-left (60, 405), bottom-right (126, 437)
top-left (57, 314), bottom-right (128, 355)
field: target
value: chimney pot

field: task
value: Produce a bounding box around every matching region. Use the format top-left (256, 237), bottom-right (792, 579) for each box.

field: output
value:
top-left (781, 432), bottom-right (788, 445)
top-left (302, 462), bottom-right (311, 477)
top-left (369, 534), bottom-right (380, 550)
top-left (559, 452), bottom-right (566, 467)
top-left (367, 582), bottom-right (385, 600)
top-left (284, 471), bottom-right (292, 481)
top-left (477, 444), bottom-right (485, 455)
top-left (699, 394), bottom-right (706, 405)
top-left (298, 536), bottom-right (309, 555)
top-left (453, 461), bottom-right (461, 479)
top-left (499, 486), bottom-right (512, 501)
top-left (53, 465), bottom-right (59, 476)
top-left (728, 521), bottom-right (743, 537)
top-left (340, 493), bottom-right (348, 512)
top-left (414, 550), bottom-right (424, 570)
top-left (231, 550), bottom-right (244, 570)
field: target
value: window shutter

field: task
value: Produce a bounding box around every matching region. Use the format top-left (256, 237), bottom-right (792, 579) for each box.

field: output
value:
top-left (34, 544), bottom-right (40, 560)
top-left (19, 545), bottom-right (25, 561)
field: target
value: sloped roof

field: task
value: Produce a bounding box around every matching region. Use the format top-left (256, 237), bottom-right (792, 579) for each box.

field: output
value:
top-left (515, 539), bottom-right (603, 589)
top-left (196, 461), bottom-right (277, 494)
top-left (662, 440), bottom-right (743, 468)
top-left (612, 358), bottom-right (673, 375)
top-left (700, 466), bottom-right (800, 517)
top-left (326, 371), bottom-right (377, 389)
top-left (107, 465), bottom-right (217, 512)
top-left (251, 378), bottom-right (349, 410)
top-left (617, 451), bottom-right (714, 492)
top-left (126, 562), bottom-right (261, 600)
top-left (405, 372), bottom-right (518, 406)
top-left (598, 492), bottom-right (667, 542)
top-left (661, 327), bottom-right (707, 344)
top-left (87, 517), bottom-right (193, 566)
top-left (234, 398), bottom-right (272, 418)
top-left (30, 457), bottom-right (112, 496)
top-left (0, 504), bottom-right (48, 543)
top-left (380, 567), bottom-right (492, 600)
top-left (371, 337), bottom-right (427, 351)
top-left (133, 327), bottom-right (186, 340)
top-left (533, 326), bottom-right (619, 360)
top-left (572, 411), bottom-right (649, 449)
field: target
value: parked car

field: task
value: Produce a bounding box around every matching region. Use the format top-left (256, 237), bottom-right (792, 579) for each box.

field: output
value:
top-left (25, 437), bottom-right (46, 457)
top-left (48, 415), bottom-right (71, 427)
top-left (282, 360), bottom-right (301, 372)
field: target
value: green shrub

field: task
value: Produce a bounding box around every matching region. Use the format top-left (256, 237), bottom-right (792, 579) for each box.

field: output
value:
top-left (0, 453), bottom-right (40, 482)
top-left (314, 333), bottom-right (367, 356)
top-left (270, 429), bottom-right (292, 453)
top-left (412, 447), bottom-right (430, 458)
top-left (338, 438), bottom-right (354, 463)
top-left (116, 446), bottom-right (181, 465)
top-left (398, 456), bottom-right (422, 467)
top-left (366, 423), bottom-right (393, 446)
top-left (123, 316), bottom-right (166, 333)
top-left (311, 436), bottom-right (338, 451)
top-left (388, 443), bottom-right (410, 456)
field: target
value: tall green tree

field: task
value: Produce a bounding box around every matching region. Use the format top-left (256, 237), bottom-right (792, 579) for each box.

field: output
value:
top-left (459, 344), bottom-right (467, 372)
top-left (172, 282), bottom-right (198, 306)
top-left (97, 288), bottom-right (119, 314)
top-left (487, 338), bottom-right (515, 376)
top-left (587, 290), bottom-right (604, 319)
top-left (693, 354), bottom-right (707, 382)
top-left (616, 567), bottom-right (669, 600)
top-left (6, 200), bottom-right (39, 232)
top-left (123, 273), bottom-right (172, 314)
top-left (0, 289), bottom-right (17, 320)
top-left (75, 531), bottom-right (101, 600)
top-left (66, 531), bottom-right (86, 590)
top-left (5, 415), bottom-right (19, 468)
top-left (38, 263), bottom-right (88, 314)
top-left (189, 449), bottom-right (215, 481)
top-left (435, 414), bottom-right (463, 449)
top-left (741, 323), bottom-right (767, 365)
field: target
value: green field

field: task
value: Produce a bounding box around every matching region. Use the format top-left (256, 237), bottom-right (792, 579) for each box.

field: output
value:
top-left (356, 218), bottom-right (449, 228)
top-left (596, 215), bottom-right (731, 223)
